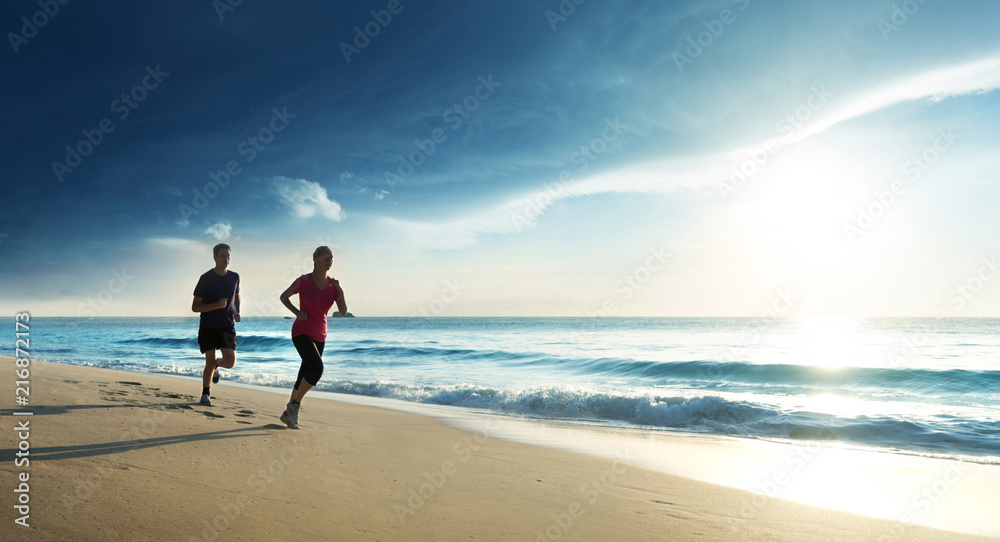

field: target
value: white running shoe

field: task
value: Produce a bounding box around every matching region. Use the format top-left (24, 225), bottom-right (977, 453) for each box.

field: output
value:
top-left (280, 401), bottom-right (300, 428)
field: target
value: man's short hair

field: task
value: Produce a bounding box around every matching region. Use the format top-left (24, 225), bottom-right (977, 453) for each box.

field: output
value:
top-left (213, 243), bottom-right (231, 257)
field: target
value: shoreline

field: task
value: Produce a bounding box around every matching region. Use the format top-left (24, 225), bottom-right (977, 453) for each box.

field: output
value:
top-left (24, 354), bottom-right (1000, 467)
top-left (2, 358), bottom-right (997, 541)
top-left (223, 379), bottom-right (1000, 537)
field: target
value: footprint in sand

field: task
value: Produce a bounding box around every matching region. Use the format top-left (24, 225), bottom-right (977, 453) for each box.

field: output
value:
top-left (99, 389), bottom-right (140, 404)
top-left (234, 410), bottom-right (255, 418)
top-left (200, 410), bottom-right (225, 419)
top-left (100, 390), bottom-right (130, 401)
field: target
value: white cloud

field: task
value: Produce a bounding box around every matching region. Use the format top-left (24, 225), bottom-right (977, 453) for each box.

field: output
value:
top-left (204, 223), bottom-right (232, 241)
top-left (273, 177), bottom-right (346, 221)
top-left (374, 189), bottom-right (389, 200)
top-left (769, 54), bottom-right (1000, 150)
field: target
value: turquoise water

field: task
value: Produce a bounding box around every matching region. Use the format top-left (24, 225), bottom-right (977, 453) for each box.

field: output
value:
top-left (5, 316), bottom-right (999, 462)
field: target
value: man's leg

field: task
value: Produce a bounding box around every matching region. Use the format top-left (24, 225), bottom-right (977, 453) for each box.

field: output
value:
top-left (202, 350), bottom-right (217, 389)
top-left (213, 328), bottom-right (236, 382)
top-left (217, 348), bottom-right (236, 369)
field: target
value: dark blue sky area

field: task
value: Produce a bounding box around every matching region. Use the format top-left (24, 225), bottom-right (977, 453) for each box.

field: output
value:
top-left (3, 0), bottom-right (1000, 316)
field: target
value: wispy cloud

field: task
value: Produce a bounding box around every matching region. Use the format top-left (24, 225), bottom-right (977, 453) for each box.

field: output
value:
top-left (382, 212), bottom-right (513, 251)
top-left (772, 54), bottom-right (1000, 150)
top-left (272, 177), bottom-right (346, 221)
top-left (204, 223), bottom-right (232, 241)
top-left (387, 54), bottom-right (1000, 250)
top-left (147, 238), bottom-right (203, 250)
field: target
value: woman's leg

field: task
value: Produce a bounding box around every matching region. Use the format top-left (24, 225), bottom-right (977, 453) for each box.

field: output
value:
top-left (290, 335), bottom-right (325, 404)
top-left (290, 381), bottom-right (313, 403)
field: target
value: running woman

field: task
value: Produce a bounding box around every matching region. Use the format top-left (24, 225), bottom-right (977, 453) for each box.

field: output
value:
top-left (192, 243), bottom-right (240, 406)
top-left (278, 245), bottom-right (347, 428)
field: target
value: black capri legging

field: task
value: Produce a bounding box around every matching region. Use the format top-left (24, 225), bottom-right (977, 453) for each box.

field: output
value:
top-left (292, 334), bottom-right (325, 389)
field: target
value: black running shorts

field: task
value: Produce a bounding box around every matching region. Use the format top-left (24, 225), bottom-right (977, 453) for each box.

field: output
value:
top-left (198, 326), bottom-right (237, 354)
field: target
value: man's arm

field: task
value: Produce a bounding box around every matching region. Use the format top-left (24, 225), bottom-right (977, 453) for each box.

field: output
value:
top-left (192, 296), bottom-right (227, 313)
top-left (234, 292), bottom-right (241, 322)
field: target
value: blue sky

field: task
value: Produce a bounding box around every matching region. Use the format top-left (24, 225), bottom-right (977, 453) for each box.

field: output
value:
top-left (2, 0), bottom-right (1000, 317)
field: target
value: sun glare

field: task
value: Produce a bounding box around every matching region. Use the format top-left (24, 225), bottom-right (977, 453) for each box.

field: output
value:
top-left (792, 316), bottom-right (864, 370)
top-left (777, 446), bottom-right (904, 520)
top-left (748, 144), bottom-right (858, 263)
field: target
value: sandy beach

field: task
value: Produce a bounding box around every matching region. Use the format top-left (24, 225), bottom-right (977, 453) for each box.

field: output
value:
top-left (1, 357), bottom-right (995, 542)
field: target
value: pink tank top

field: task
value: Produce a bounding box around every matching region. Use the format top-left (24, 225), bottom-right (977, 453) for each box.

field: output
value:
top-left (289, 274), bottom-right (340, 342)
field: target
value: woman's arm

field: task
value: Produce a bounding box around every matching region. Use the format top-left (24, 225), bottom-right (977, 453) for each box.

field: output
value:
top-left (279, 287), bottom-right (307, 320)
top-left (334, 281), bottom-right (348, 315)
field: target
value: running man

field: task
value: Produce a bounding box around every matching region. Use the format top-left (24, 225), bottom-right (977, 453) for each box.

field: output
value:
top-left (192, 243), bottom-right (241, 406)
top-left (278, 245), bottom-right (347, 428)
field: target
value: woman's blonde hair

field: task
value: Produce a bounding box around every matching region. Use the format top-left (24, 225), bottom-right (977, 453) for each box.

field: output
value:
top-left (313, 246), bottom-right (333, 259)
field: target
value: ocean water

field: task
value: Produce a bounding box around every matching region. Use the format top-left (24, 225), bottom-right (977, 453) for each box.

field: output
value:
top-left (5, 316), bottom-right (999, 463)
